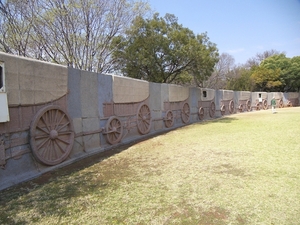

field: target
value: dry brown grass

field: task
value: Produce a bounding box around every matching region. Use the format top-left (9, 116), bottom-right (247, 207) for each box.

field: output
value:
top-left (0, 107), bottom-right (300, 224)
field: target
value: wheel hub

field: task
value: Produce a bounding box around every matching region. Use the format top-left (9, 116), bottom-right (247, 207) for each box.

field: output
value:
top-left (50, 130), bottom-right (58, 140)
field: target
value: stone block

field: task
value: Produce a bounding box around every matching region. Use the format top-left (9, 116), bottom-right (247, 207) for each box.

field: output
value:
top-left (154, 120), bottom-right (163, 131)
top-left (67, 68), bottom-right (82, 118)
top-left (80, 71), bottom-right (99, 118)
top-left (7, 88), bottom-right (20, 106)
top-left (20, 90), bottom-right (35, 105)
top-left (82, 117), bottom-right (101, 151)
top-left (189, 87), bottom-right (198, 111)
top-left (72, 117), bottom-right (83, 134)
top-left (97, 73), bottom-right (113, 117)
top-left (71, 136), bottom-right (84, 155)
top-left (83, 134), bottom-right (101, 152)
top-left (21, 105), bottom-right (34, 130)
top-left (149, 82), bottom-right (162, 111)
top-left (7, 107), bottom-right (20, 132)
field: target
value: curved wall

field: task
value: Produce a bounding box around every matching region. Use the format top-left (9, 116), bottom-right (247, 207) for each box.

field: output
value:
top-left (0, 52), bottom-right (299, 190)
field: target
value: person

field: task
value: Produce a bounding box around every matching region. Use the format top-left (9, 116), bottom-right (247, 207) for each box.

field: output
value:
top-left (271, 97), bottom-right (277, 113)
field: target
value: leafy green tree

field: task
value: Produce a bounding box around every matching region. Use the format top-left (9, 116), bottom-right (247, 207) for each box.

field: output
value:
top-left (288, 56), bottom-right (300, 91)
top-left (111, 13), bottom-right (218, 85)
top-left (259, 54), bottom-right (300, 91)
top-left (250, 66), bottom-right (282, 91)
top-left (226, 66), bottom-right (254, 91)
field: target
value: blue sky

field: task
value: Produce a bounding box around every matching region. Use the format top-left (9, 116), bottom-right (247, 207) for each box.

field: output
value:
top-left (147, 0), bottom-right (300, 65)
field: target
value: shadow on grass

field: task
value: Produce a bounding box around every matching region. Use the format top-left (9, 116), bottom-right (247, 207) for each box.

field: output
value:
top-left (0, 116), bottom-right (243, 224)
top-left (0, 143), bottom-right (135, 223)
top-left (209, 116), bottom-right (239, 124)
top-left (0, 142), bottom-right (130, 199)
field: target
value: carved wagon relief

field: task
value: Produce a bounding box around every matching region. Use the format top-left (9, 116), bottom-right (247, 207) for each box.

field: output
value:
top-left (103, 76), bottom-right (151, 145)
top-left (198, 88), bottom-right (216, 120)
top-left (0, 52), bottom-right (72, 167)
top-left (220, 90), bottom-right (235, 116)
top-left (251, 92), bottom-right (268, 110)
top-left (237, 91), bottom-right (251, 112)
top-left (163, 85), bottom-right (190, 128)
top-left (284, 92), bottom-right (299, 107)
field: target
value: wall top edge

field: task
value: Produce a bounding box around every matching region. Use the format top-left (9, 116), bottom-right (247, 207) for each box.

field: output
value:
top-left (0, 51), bottom-right (67, 69)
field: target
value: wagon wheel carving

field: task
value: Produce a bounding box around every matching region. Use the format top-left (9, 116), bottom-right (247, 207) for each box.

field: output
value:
top-left (137, 103), bottom-right (151, 135)
top-left (246, 100), bottom-right (251, 112)
top-left (229, 100), bottom-right (234, 114)
top-left (164, 110), bottom-right (174, 128)
top-left (287, 101), bottom-right (293, 107)
top-left (238, 104), bottom-right (243, 112)
top-left (105, 116), bottom-right (123, 145)
top-left (220, 105), bottom-right (226, 116)
top-left (262, 99), bottom-right (268, 110)
top-left (256, 103), bottom-right (260, 110)
top-left (278, 99), bottom-right (284, 108)
top-left (30, 105), bottom-right (74, 166)
top-left (198, 107), bottom-right (204, 120)
top-left (181, 102), bottom-right (190, 124)
top-left (209, 101), bottom-right (216, 118)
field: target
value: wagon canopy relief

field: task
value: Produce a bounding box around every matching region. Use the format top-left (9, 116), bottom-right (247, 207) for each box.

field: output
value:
top-left (103, 76), bottom-right (151, 144)
top-left (2, 52), bottom-right (68, 106)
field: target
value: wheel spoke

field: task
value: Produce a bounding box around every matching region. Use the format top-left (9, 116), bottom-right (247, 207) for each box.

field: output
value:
top-left (36, 125), bottom-right (49, 135)
top-left (51, 140), bottom-right (58, 160)
top-left (46, 111), bottom-right (52, 130)
top-left (37, 137), bottom-right (50, 151)
top-left (56, 137), bottom-right (70, 145)
top-left (56, 121), bottom-right (70, 132)
top-left (113, 132), bottom-right (118, 140)
top-left (144, 119), bottom-right (150, 125)
top-left (54, 139), bottom-right (66, 154)
top-left (41, 115), bottom-right (50, 132)
top-left (143, 119), bottom-right (147, 129)
top-left (47, 141), bottom-right (53, 161)
top-left (55, 113), bottom-right (66, 130)
top-left (138, 113), bottom-right (143, 119)
top-left (49, 110), bottom-right (54, 130)
top-left (54, 109), bottom-right (59, 125)
top-left (41, 139), bottom-right (51, 159)
top-left (35, 134), bottom-right (50, 139)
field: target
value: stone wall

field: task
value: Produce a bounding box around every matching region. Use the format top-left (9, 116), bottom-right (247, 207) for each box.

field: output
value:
top-left (0, 52), bottom-right (300, 191)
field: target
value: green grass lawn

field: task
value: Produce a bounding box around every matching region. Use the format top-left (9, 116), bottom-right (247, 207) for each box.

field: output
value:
top-left (1, 107), bottom-right (300, 225)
